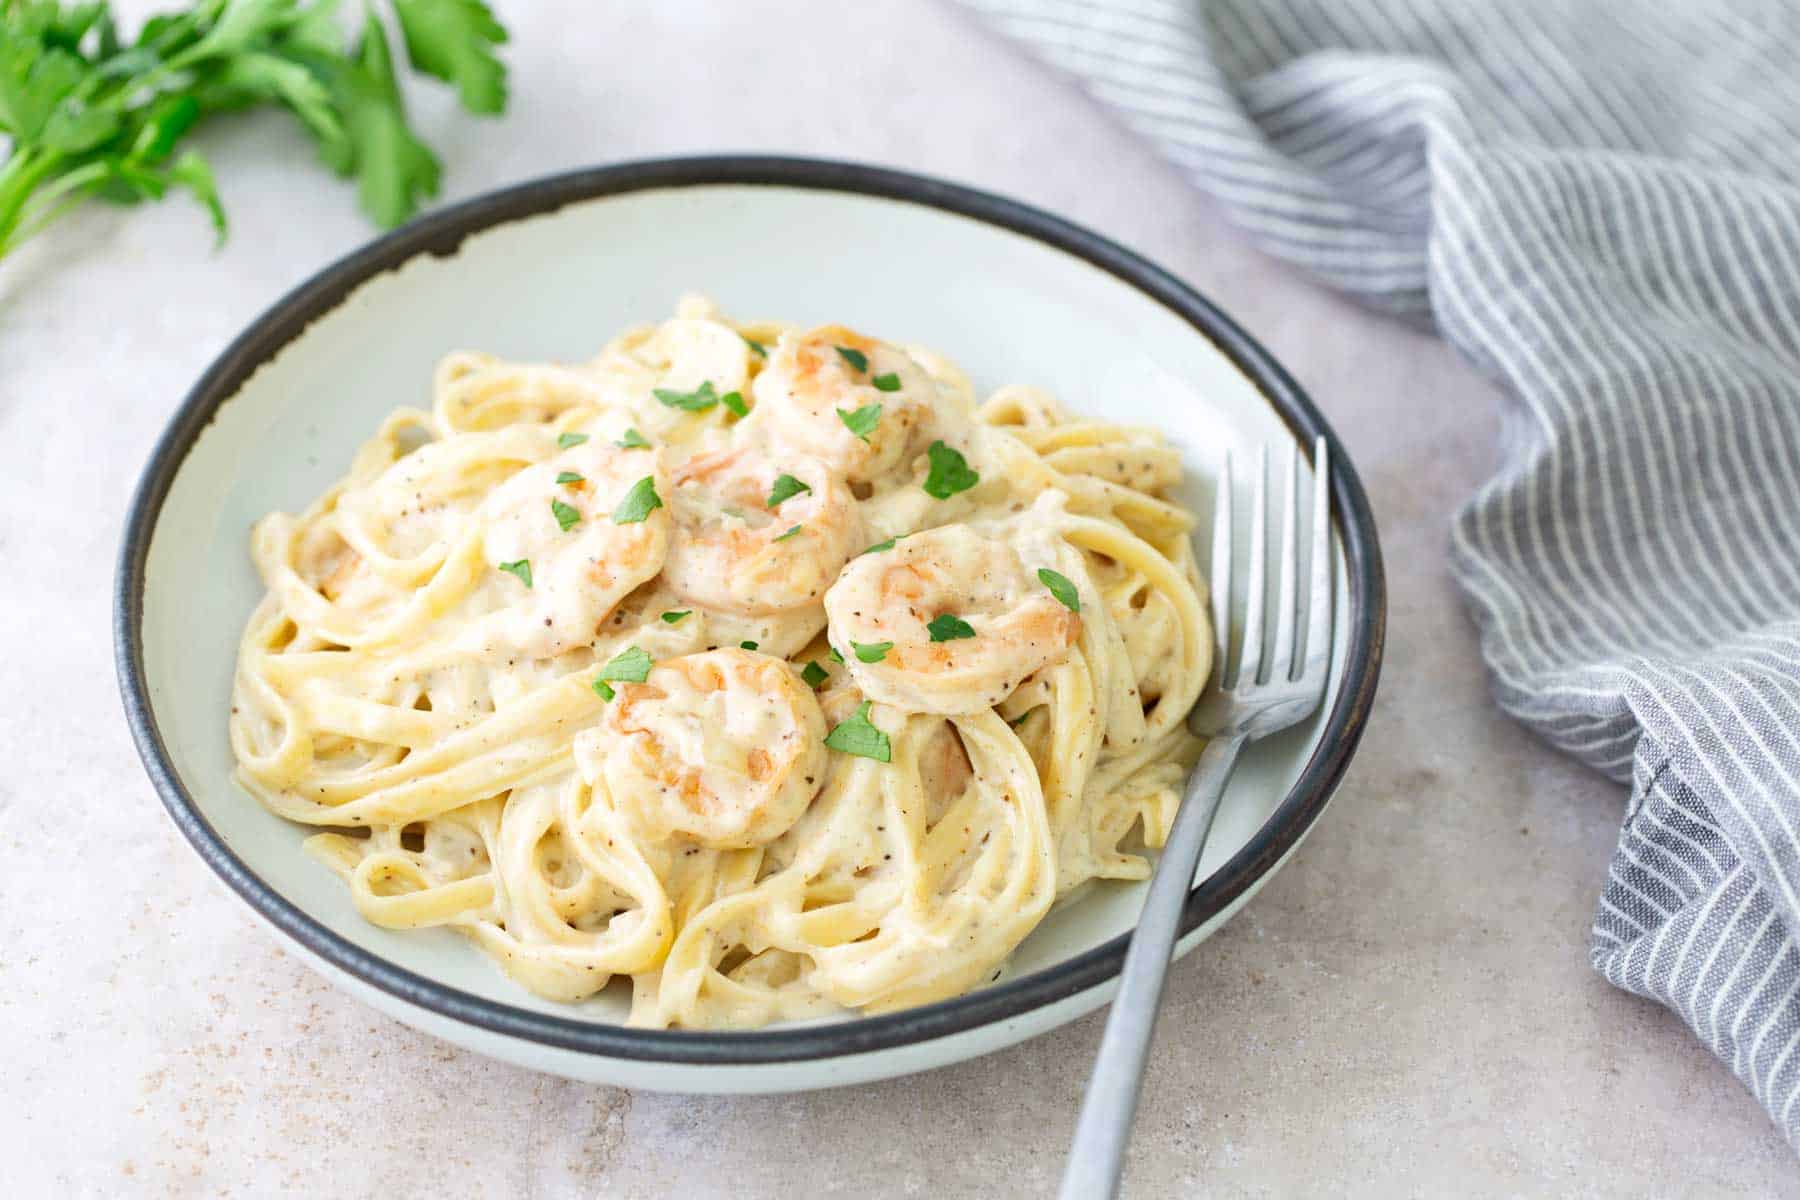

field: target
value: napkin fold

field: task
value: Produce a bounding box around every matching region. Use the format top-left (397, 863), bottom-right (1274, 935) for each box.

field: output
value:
top-left (965, 0), bottom-right (1800, 1147)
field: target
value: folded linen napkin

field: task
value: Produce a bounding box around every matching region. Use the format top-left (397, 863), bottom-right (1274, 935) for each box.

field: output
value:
top-left (963, 0), bottom-right (1800, 1147)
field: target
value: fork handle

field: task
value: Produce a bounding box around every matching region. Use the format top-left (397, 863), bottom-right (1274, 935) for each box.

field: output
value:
top-left (1058, 732), bottom-right (1247, 1200)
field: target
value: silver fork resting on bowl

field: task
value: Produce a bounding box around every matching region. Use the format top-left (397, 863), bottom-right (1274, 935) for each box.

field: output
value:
top-left (1059, 439), bottom-right (1335, 1200)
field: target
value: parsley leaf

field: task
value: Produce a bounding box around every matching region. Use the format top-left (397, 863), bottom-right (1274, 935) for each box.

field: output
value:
top-left (834, 345), bottom-right (869, 373)
top-left (922, 440), bottom-right (979, 499)
top-left (653, 380), bottom-right (719, 412)
top-left (800, 660), bottom-right (829, 688)
top-left (554, 470), bottom-right (583, 485)
top-left (392, 0), bottom-right (508, 114)
top-left (739, 640), bottom-right (759, 651)
top-left (827, 646), bottom-right (844, 664)
top-left (557, 432), bottom-right (590, 449)
top-left (852, 640), bottom-right (893, 663)
top-left (837, 403), bottom-right (880, 441)
top-left (615, 429), bottom-right (650, 449)
top-left (861, 537), bottom-right (897, 555)
top-left (824, 701), bottom-right (890, 762)
top-left (592, 679), bottom-right (615, 701)
top-left (741, 333), bottom-right (767, 357)
top-left (871, 372), bottom-right (901, 392)
top-left (550, 497), bottom-right (581, 531)
top-left (721, 390), bottom-right (748, 417)
top-left (497, 558), bottom-right (531, 587)
top-left (773, 524), bottom-right (803, 542)
top-left (1037, 568), bottom-right (1081, 613)
top-left (659, 610), bottom-right (691, 624)
top-left (766, 473), bottom-right (812, 507)
top-left (599, 645), bottom-right (653, 684)
top-left (612, 476), bottom-right (662, 524)
top-left (926, 614), bottom-right (976, 642)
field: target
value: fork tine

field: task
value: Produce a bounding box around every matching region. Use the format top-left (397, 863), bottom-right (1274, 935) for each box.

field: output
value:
top-left (1210, 452), bottom-right (1233, 681)
top-left (1236, 446), bottom-right (1269, 688)
top-left (1270, 443), bottom-right (1300, 681)
top-left (1304, 436), bottom-right (1332, 676)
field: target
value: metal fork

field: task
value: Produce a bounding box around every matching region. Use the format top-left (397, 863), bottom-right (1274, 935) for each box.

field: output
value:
top-left (1059, 438), bottom-right (1335, 1200)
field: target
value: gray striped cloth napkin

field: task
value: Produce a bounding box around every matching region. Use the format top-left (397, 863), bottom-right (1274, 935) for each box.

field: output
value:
top-left (963, 0), bottom-right (1800, 1149)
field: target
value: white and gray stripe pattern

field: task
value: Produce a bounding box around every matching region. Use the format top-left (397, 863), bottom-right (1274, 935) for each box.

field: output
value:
top-left (964, 0), bottom-right (1800, 1148)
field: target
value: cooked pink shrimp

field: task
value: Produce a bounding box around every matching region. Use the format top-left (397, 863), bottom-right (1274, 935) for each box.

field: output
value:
top-left (661, 448), bottom-right (858, 616)
top-left (823, 524), bottom-right (1081, 715)
top-left (750, 324), bottom-right (941, 486)
top-left (575, 648), bottom-right (828, 848)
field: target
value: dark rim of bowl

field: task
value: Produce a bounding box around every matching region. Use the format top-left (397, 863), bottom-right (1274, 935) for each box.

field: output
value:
top-left (114, 155), bottom-right (1385, 1066)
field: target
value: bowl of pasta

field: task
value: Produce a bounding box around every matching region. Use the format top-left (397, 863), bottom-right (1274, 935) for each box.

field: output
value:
top-left (115, 156), bottom-right (1383, 1092)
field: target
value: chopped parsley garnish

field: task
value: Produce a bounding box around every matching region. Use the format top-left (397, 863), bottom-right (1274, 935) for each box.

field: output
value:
top-left (660, 610), bottom-right (691, 624)
top-left (1038, 568), bottom-right (1081, 613)
top-left (593, 679), bottom-right (615, 701)
top-left (554, 471), bottom-right (584, 485)
top-left (741, 333), bottom-right (767, 357)
top-left (556, 432), bottom-right (589, 450)
top-left (612, 476), bottom-right (662, 524)
top-left (828, 646), bottom-right (845, 664)
top-left (852, 640), bottom-right (894, 663)
top-left (600, 646), bottom-right (653, 684)
top-left (837, 403), bottom-right (881, 442)
top-left (766, 474), bottom-right (812, 507)
top-left (824, 701), bottom-right (890, 762)
top-left (801, 661), bottom-right (830, 688)
top-left (550, 498), bottom-right (581, 531)
top-left (922, 440), bottom-right (979, 499)
top-left (497, 559), bottom-right (532, 588)
top-left (926, 614), bottom-right (976, 642)
top-left (616, 429), bottom-right (651, 449)
top-left (834, 345), bottom-right (869, 373)
top-left (773, 524), bottom-right (803, 542)
top-left (861, 537), bottom-right (897, 555)
top-left (654, 380), bottom-right (720, 412)
top-left (1009, 711), bottom-right (1033, 729)
top-left (871, 372), bottom-right (901, 392)
top-left (721, 390), bottom-right (749, 417)
top-left (740, 641), bottom-right (759, 651)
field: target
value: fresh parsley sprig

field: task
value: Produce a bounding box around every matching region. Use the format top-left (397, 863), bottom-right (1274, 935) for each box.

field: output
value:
top-left (0, 0), bottom-right (511, 263)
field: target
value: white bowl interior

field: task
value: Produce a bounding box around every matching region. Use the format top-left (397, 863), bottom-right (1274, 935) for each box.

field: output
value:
top-left (140, 182), bottom-right (1350, 1029)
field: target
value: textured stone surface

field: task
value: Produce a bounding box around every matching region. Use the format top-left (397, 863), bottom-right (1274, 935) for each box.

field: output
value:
top-left (3, 1), bottom-right (1794, 1195)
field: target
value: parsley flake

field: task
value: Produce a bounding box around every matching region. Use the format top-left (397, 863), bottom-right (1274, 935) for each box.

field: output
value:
top-left (654, 380), bottom-right (720, 412)
top-left (613, 476), bottom-right (662, 524)
top-left (550, 498), bottom-right (581, 531)
top-left (660, 610), bottom-right (691, 624)
top-left (922, 440), bottom-right (979, 499)
top-left (773, 524), bottom-right (803, 542)
top-left (593, 679), bottom-right (615, 701)
top-left (741, 333), bottom-right (767, 357)
top-left (767, 474), bottom-right (813, 507)
top-left (824, 701), bottom-right (891, 762)
top-left (801, 661), bottom-right (830, 688)
top-left (834, 345), bottom-right (870, 373)
top-left (837, 403), bottom-right (881, 442)
top-left (852, 640), bottom-right (894, 663)
top-left (556, 432), bottom-right (589, 450)
top-left (871, 372), bottom-right (901, 392)
top-left (861, 537), bottom-right (897, 555)
top-left (827, 646), bottom-right (845, 664)
top-left (616, 429), bottom-right (651, 449)
top-left (1037, 568), bottom-right (1081, 613)
top-left (554, 470), bottom-right (584, 485)
top-left (926, 614), bottom-right (976, 642)
top-left (497, 559), bottom-right (532, 588)
top-left (722, 390), bottom-right (749, 417)
top-left (740, 640), bottom-right (759, 651)
top-left (599, 645), bottom-right (653, 684)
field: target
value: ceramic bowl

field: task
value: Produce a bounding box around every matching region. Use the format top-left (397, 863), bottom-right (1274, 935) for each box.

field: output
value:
top-left (115, 156), bottom-right (1384, 1093)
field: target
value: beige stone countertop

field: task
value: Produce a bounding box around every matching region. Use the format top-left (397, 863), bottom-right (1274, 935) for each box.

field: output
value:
top-left (5, 1), bottom-right (1794, 1195)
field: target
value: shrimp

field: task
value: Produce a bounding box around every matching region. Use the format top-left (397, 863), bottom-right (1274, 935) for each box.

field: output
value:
top-left (749, 324), bottom-right (944, 486)
top-left (574, 648), bottom-right (828, 848)
top-left (823, 524), bottom-right (1081, 715)
top-left (472, 441), bottom-right (670, 658)
top-left (662, 448), bottom-right (859, 616)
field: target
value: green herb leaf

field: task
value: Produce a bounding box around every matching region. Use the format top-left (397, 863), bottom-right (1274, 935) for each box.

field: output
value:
top-left (926, 614), bottom-right (976, 642)
top-left (336, 13), bottom-right (445, 229)
top-left (615, 429), bottom-right (650, 449)
top-left (392, 0), bottom-right (510, 114)
top-left (861, 537), bottom-right (897, 555)
top-left (1009, 711), bottom-right (1033, 729)
top-left (922, 440), bottom-right (979, 500)
top-left (766, 473), bottom-right (812, 508)
top-left (824, 701), bottom-right (890, 762)
top-left (599, 645), bottom-right (653, 683)
top-left (592, 679), bottom-right (615, 701)
top-left (612, 476), bottom-right (662, 524)
top-left (557, 432), bottom-right (590, 449)
top-left (871, 372), bottom-right (901, 393)
top-left (773, 524), bottom-right (803, 542)
top-left (497, 558), bottom-right (532, 587)
top-left (1037, 568), bottom-right (1081, 613)
top-left (550, 498), bottom-right (581, 531)
top-left (834, 345), bottom-right (869, 373)
top-left (739, 640), bottom-right (759, 651)
top-left (836, 403), bottom-right (881, 442)
top-left (741, 333), bottom-right (767, 357)
top-left (659, 610), bottom-right (691, 624)
top-left (653, 380), bottom-right (719, 412)
top-left (800, 660), bottom-right (829, 688)
top-left (554, 470), bottom-right (583, 485)
top-left (852, 640), bottom-right (893, 663)
top-left (721, 390), bottom-right (749, 417)
top-left (827, 646), bottom-right (844, 664)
